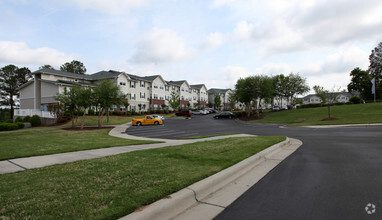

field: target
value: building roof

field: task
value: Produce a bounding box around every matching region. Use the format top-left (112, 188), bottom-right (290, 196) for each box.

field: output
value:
top-left (207, 88), bottom-right (231, 94)
top-left (34, 68), bottom-right (94, 80)
top-left (91, 70), bottom-right (122, 80)
top-left (190, 84), bottom-right (207, 90)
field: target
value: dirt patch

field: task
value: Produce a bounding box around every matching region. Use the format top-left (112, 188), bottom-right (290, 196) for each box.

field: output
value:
top-left (238, 115), bottom-right (265, 121)
top-left (62, 126), bottom-right (115, 131)
top-left (321, 117), bottom-right (338, 121)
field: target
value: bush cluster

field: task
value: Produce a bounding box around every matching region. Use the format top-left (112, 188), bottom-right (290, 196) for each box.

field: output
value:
top-left (0, 123), bottom-right (19, 131)
top-left (300, 103), bottom-right (322, 108)
top-left (30, 115), bottom-right (41, 127)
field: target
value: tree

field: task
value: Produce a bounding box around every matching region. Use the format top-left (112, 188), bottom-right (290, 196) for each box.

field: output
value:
top-left (286, 73), bottom-right (310, 105)
top-left (168, 91), bottom-right (180, 110)
top-left (39, 65), bottom-right (55, 70)
top-left (228, 93), bottom-right (236, 110)
top-left (55, 86), bottom-right (81, 128)
top-left (76, 87), bottom-right (93, 129)
top-left (214, 94), bottom-right (222, 110)
top-left (235, 77), bottom-right (254, 116)
top-left (313, 85), bottom-right (339, 119)
top-left (93, 80), bottom-right (125, 128)
top-left (121, 98), bottom-right (130, 115)
top-left (369, 42), bottom-right (382, 99)
top-left (0, 65), bottom-right (31, 120)
top-left (60, 60), bottom-right (87, 74)
top-left (258, 75), bottom-right (274, 110)
top-left (272, 74), bottom-right (288, 106)
top-left (347, 67), bottom-right (372, 100)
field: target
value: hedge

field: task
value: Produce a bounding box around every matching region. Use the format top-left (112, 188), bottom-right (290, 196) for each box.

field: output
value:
top-left (0, 123), bottom-right (19, 131)
top-left (30, 115), bottom-right (41, 127)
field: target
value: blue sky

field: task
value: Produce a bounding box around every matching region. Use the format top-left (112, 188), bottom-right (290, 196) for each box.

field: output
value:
top-left (1, 0), bottom-right (381, 92)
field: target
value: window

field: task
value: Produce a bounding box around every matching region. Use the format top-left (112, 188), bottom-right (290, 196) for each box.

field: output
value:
top-left (181, 96), bottom-right (184, 100)
top-left (172, 86), bottom-right (175, 90)
top-left (140, 92), bottom-right (146, 99)
top-left (165, 86), bottom-right (169, 91)
top-left (130, 82), bottom-right (135, 88)
top-left (130, 105), bottom-right (136, 111)
top-left (154, 83), bottom-right (158, 88)
top-left (160, 84), bottom-right (164, 90)
top-left (120, 82), bottom-right (126, 86)
top-left (182, 88), bottom-right (184, 91)
top-left (140, 81), bottom-right (145, 87)
top-left (130, 93), bottom-right (136, 100)
top-left (154, 104), bottom-right (158, 110)
top-left (154, 94), bottom-right (158, 99)
top-left (160, 95), bottom-right (164, 100)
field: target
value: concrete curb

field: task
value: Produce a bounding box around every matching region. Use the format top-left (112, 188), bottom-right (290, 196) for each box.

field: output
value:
top-left (121, 137), bottom-right (295, 220)
top-left (302, 123), bottom-right (382, 128)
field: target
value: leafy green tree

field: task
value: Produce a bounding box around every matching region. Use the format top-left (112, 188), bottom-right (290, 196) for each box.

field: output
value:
top-left (121, 98), bottom-right (130, 115)
top-left (214, 94), bottom-right (222, 110)
top-left (313, 85), bottom-right (339, 119)
top-left (77, 87), bottom-right (93, 129)
top-left (39, 65), bottom-right (55, 70)
top-left (60, 60), bottom-right (87, 74)
top-left (228, 92), bottom-right (236, 110)
top-left (258, 75), bottom-right (274, 110)
top-left (369, 42), bottom-right (382, 99)
top-left (347, 67), bottom-right (372, 100)
top-left (168, 91), bottom-right (180, 110)
top-left (0, 65), bottom-right (31, 120)
top-left (272, 74), bottom-right (288, 106)
top-left (55, 86), bottom-right (81, 128)
top-left (93, 80), bottom-right (125, 128)
top-left (235, 77), bottom-right (254, 116)
top-left (286, 73), bottom-right (310, 105)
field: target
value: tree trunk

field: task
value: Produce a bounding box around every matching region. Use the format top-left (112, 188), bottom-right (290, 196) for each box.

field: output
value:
top-left (246, 102), bottom-right (251, 117)
top-left (328, 105), bottom-right (331, 119)
top-left (10, 95), bottom-right (14, 120)
top-left (80, 113), bottom-right (86, 130)
top-left (98, 111), bottom-right (104, 128)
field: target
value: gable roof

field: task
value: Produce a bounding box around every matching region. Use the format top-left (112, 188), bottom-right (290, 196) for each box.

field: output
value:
top-left (167, 80), bottom-right (189, 87)
top-left (33, 68), bottom-right (94, 80)
top-left (207, 88), bottom-right (231, 94)
top-left (190, 84), bottom-right (207, 90)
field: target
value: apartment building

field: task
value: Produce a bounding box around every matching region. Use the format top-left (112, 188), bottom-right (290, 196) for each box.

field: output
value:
top-left (302, 92), bottom-right (355, 104)
top-left (18, 68), bottom-right (211, 113)
top-left (207, 88), bottom-right (234, 110)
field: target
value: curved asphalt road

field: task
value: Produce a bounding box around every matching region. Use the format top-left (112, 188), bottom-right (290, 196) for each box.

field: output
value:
top-left (127, 115), bottom-right (382, 219)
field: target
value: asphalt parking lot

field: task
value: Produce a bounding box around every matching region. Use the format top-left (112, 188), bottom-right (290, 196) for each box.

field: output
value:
top-left (126, 114), bottom-right (382, 219)
top-left (126, 114), bottom-right (281, 139)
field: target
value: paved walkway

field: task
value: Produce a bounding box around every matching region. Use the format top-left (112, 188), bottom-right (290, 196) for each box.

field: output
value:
top-left (0, 123), bottom-right (254, 174)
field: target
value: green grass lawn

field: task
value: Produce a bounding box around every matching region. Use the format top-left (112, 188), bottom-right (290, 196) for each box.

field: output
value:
top-left (0, 136), bottom-right (285, 219)
top-left (0, 127), bottom-right (161, 160)
top-left (177, 133), bottom-right (240, 139)
top-left (253, 102), bottom-right (382, 126)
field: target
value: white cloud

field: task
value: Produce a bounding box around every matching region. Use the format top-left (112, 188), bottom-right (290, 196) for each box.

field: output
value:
top-left (220, 0), bottom-right (382, 54)
top-left (58, 0), bottom-right (150, 14)
top-left (0, 41), bottom-right (74, 67)
top-left (130, 28), bottom-right (194, 64)
top-left (200, 32), bottom-right (224, 50)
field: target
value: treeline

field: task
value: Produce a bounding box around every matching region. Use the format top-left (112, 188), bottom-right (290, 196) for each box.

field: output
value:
top-left (232, 73), bottom-right (309, 117)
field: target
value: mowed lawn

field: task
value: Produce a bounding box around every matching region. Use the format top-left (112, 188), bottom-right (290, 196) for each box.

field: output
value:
top-left (255, 102), bottom-right (382, 126)
top-left (0, 136), bottom-right (285, 219)
top-left (0, 127), bottom-right (161, 160)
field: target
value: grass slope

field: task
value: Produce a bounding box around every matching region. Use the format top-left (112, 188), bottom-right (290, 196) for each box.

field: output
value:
top-left (0, 127), bottom-right (161, 160)
top-left (254, 103), bottom-right (382, 126)
top-left (0, 136), bottom-right (285, 219)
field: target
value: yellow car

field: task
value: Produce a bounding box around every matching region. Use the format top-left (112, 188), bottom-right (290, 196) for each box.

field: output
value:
top-left (132, 115), bottom-right (163, 126)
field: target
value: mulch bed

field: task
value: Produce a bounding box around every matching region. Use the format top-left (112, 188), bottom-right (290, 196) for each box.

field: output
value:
top-left (321, 117), bottom-right (338, 121)
top-left (62, 126), bottom-right (115, 131)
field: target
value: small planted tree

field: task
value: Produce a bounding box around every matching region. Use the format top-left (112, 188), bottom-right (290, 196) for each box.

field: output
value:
top-left (168, 91), bottom-right (180, 111)
top-left (93, 80), bottom-right (126, 128)
top-left (55, 86), bottom-right (81, 128)
top-left (214, 94), bottom-right (222, 110)
top-left (313, 85), bottom-right (339, 120)
top-left (77, 87), bottom-right (93, 129)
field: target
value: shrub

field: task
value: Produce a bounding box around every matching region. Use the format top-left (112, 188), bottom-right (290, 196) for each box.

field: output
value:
top-left (349, 96), bottom-right (362, 104)
top-left (30, 115), bottom-right (42, 127)
top-left (300, 103), bottom-right (322, 108)
top-left (164, 110), bottom-right (169, 114)
top-left (16, 122), bottom-right (25, 129)
top-left (23, 115), bottom-right (31, 122)
top-left (126, 111), bottom-right (132, 116)
top-left (63, 113), bottom-right (72, 120)
top-left (0, 123), bottom-right (19, 131)
top-left (87, 109), bottom-right (95, 115)
top-left (15, 117), bottom-right (24, 123)
top-left (233, 111), bottom-right (247, 118)
top-left (4, 119), bottom-right (13, 123)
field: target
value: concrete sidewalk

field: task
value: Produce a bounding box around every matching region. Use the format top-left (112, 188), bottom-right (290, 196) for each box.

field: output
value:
top-left (0, 123), bottom-right (254, 174)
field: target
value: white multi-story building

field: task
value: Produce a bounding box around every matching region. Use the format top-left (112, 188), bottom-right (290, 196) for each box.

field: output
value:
top-left (17, 68), bottom-right (213, 115)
